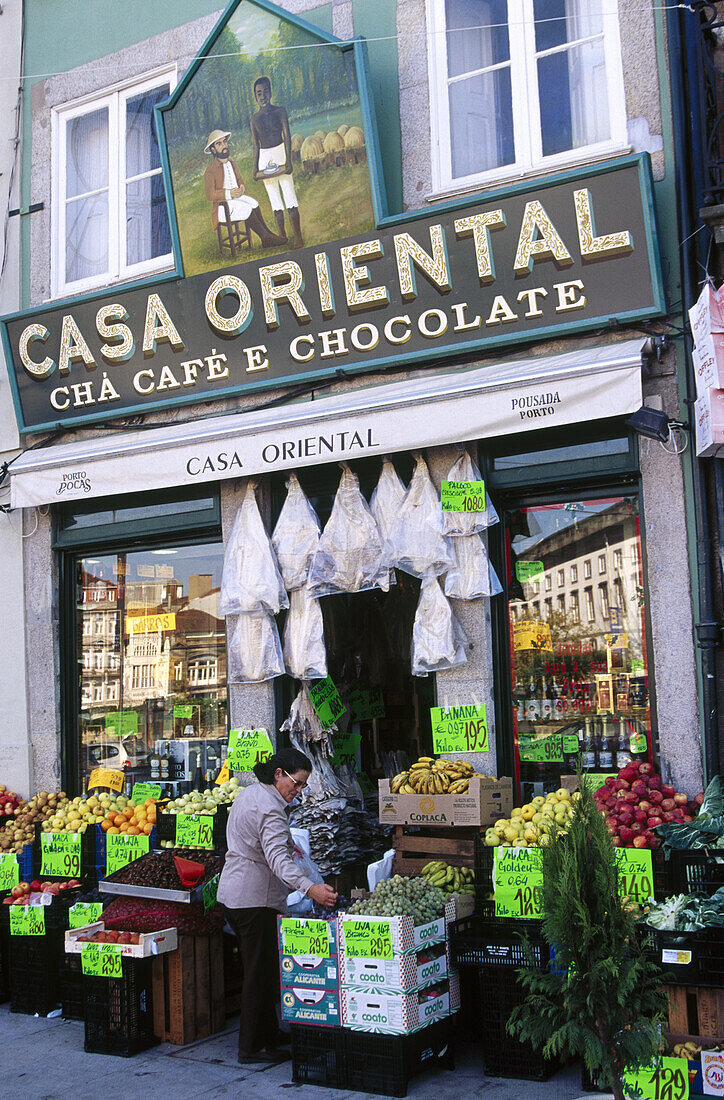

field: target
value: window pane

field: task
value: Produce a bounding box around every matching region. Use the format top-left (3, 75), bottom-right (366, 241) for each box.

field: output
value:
top-left (445, 0), bottom-right (510, 78)
top-left (65, 194), bottom-right (109, 283)
top-left (449, 69), bottom-right (514, 176)
top-left (126, 174), bottom-right (172, 265)
top-left (534, 0), bottom-right (603, 52)
top-left (538, 38), bottom-right (609, 154)
top-left (66, 108), bottom-right (109, 198)
top-left (493, 438), bottom-right (629, 470)
top-left (126, 86), bottom-right (168, 177)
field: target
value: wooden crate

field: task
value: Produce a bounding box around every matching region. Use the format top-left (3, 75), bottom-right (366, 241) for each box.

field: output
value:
top-left (664, 984), bottom-right (724, 1038)
top-left (391, 825), bottom-right (477, 876)
top-left (152, 933), bottom-right (225, 1045)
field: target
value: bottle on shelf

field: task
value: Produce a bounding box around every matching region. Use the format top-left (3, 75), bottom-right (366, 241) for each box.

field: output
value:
top-left (598, 716), bottom-right (614, 771)
top-left (615, 716), bottom-right (633, 768)
top-left (581, 717), bottom-right (598, 771)
top-left (159, 741), bottom-right (169, 781)
top-left (149, 744), bottom-right (161, 781)
top-left (525, 675), bottom-right (541, 722)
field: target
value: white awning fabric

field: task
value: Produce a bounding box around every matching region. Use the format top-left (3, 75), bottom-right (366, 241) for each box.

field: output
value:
top-left (9, 340), bottom-right (644, 508)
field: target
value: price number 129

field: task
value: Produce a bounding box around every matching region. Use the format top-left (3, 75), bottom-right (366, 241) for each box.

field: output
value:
top-left (647, 1066), bottom-right (687, 1100)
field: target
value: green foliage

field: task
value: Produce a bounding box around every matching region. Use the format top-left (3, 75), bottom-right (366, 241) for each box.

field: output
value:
top-left (507, 775), bottom-right (666, 1099)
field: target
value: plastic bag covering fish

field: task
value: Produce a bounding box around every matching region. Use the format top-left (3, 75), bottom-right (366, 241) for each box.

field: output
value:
top-left (271, 473), bottom-right (321, 591)
top-left (385, 454), bottom-right (454, 577)
top-left (283, 587), bottom-right (328, 680)
top-left (281, 683), bottom-right (336, 748)
top-left (411, 573), bottom-right (469, 676)
top-left (370, 458), bottom-right (407, 546)
top-left (444, 534), bottom-right (503, 600)
top-left (227, 612), bottom-right (284, 682)
top-left (443, 451), bottom-right (499, 536)
top-left (307, 464), bottom-right (390, 596)
top-left (219, 482), bottom-right (288, 617)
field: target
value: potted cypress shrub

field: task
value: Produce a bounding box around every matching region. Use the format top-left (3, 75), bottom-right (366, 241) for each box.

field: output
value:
top-left (506, 775), bottom-right (666, 1100)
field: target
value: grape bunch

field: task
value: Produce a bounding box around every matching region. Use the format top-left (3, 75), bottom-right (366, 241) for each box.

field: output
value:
top-left (347, 875), bottom-right (446, 923)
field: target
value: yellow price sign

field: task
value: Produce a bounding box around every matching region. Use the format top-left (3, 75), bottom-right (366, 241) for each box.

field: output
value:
top-left (125, 612), bottom-right (176, 635)
top-left (513, 619), bottom-right (553, 652)
top-left (88, 768), bottom-right (124, 792)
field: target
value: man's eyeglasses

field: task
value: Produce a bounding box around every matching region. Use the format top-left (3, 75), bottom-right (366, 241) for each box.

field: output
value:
top-left (283, 770), bottom-right (307, 791)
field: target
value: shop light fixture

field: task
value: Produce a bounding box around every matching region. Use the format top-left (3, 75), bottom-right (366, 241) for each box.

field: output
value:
top-left (625, 406), bottom-right (689, 454)
top-left (150, 549), bottom-right (178, 555)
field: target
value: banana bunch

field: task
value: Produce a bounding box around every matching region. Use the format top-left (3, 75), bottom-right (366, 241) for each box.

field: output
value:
top-left (672, 1041), bottom-right (702, 1059)
top-left (421, 860), bottom-right (475, 895)
top-left (391, 756), bottom-right (493, 795)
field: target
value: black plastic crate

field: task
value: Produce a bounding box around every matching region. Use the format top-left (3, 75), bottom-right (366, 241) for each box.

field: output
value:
top-left (669, 849), bottom-right (724, 896)
top-left (291, 1024), bottom-right (347, 1089)
top-left (449, 914), bottom-right (551, 970)
top-left (344, 1016), bottom-right (455, 1097)
top-left (9, 932), bottom-right (63, 1016)
top-left (60, 950), bottom-right (84, 1021)
top-left (156, 806), bottom-right (227, 852)
top-left (83, 955), bottom-right (157, 1057)
top-left (640, 925), bottom-right (724, 987)
top-left (473, 836), bottom-right (495, 888)
top-left (478, 965), bottom-right (561, 1080)
top-left (0, 923), bottom-right (9, 1004)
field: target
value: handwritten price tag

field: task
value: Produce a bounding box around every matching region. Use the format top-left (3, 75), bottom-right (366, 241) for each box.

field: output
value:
top-left (330, 732), bottom-right (362, 769)
top-left (615, 848), bottom-right (654, 904)
top-left (0, 853), bottom-right (19, 891)
top-left (69, 902), bottom-right (103, 929)
top-left (9, 905), bottom-right (45, 936)
top-left (343, 919), bottom-right (393, 958)
top-left (308, 677), bottom-right (346, 729)
top-left (349, 687), bottom-right (385, 721)
top-left (81, 942), bottom-right (123, 978)
top-left (494, 848), bottom-right (544, 919)
top-left (227, 729), bottom-right (273, 772)
top-left (519, 734), bottom-right (563, 763)
top-left (106, 833), bottom-right (150, 876)
top-left (280, 918), bottom-right (332, 958)
top-left (131, 783), bottom-right (161, 803)
top-left (515, 561), bottom-right (544, 583)
top-left (513, 619), bottom-right (553, 653)
top-left (430, 704), bottom-right (488, 755)
top-left (40, 832), bottom-right (82, 878)
top-left (175, 814), bottom-right (214, 849)
top-left (203, 873), bottom-right (220, 913)
top-left (440, 479), bottom-right (486, 512)
top-left (88, 768), bottom-right (124, 792)
top-left (623, 1058), bottom-right (689, 1100)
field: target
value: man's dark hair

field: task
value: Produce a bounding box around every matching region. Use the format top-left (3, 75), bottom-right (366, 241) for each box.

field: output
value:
top-left (253, 76), bottom-right (271, 94)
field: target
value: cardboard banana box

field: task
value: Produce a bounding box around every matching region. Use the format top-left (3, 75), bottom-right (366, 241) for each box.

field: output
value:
top-left (378, 776), bottom-right (513, 827)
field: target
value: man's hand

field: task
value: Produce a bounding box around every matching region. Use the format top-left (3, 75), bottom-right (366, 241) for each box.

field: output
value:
top-left (230, 185), bottom-right (245, 198)
top-left (283, 160), bottom-right (292, 176)
top-left (308, 883), bottom-right (338, 908)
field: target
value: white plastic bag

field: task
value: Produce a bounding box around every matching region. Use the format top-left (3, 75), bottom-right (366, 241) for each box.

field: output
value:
top-left (307, 464), bottom-right (390, 596)
top-left (444, 534), bottom-right (504, 600)
top-left (370, 458), bottom-right (407, 545)
top-left (411, 573), bottom-right (468, 676)
top-left (227, 612), bottom-right (285, 682)
top-left (367, 849), bottom-right (395, 892)
top-left (385, 453), bottom-right (454, 577)
top-left (219, 482), bottom-right (288, 617)
top-left (271, 474), bottom-right (321, 591)
top-left (286, 844), bottom-right (325, 915)
top-left (442, 451), bottom-right (499, 536)
top-left (283, 587), bottom-right (328, 680)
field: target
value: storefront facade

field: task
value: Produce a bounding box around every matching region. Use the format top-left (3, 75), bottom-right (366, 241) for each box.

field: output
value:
top-left (0, 0), bottom-right (708, 801)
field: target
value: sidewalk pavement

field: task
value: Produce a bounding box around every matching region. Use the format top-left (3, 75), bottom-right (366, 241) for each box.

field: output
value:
top-left (1, 1005), bottom-right (606, 1100)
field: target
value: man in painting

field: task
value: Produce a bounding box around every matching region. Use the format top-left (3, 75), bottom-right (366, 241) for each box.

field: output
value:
top-left (250, 77), bottom-right (303, 249)
top-left (204, 130), bottom-right (285, 249)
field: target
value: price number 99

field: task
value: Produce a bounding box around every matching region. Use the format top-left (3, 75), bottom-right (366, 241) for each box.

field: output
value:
top-left (64, 853), bottom-right (80, 876)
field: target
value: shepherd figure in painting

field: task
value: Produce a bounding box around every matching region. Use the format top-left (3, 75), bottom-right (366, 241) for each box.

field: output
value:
top-left (203, 129), bottom-right (285, 248)
top-left (251, 77), bottom-right (304, 249)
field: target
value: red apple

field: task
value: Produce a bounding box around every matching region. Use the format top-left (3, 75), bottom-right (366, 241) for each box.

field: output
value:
top-left (618, 767), bottom-right (637, 784)
top-left (615, 778), bottom-right (631, 792)
top-left (631, 780), bottom-right (648, 797)
top-left (639, 763), bottom-right (653, 776)
top-left (630, 821), bottom-right (644, 835)
top-left (30, 880), bottom-right (40, 892)
top-left (661, 811), bottom-right (676, 823)
top-left (638, 801), bottom-right (652, 815)
top-left (633, 808), bottom-right (648, 824)
top-left (611, 836), bottom-right (622, 847)
top-left (649, 834), bottom-right (662, 849)
top-left (647, 816), bottom-right (663, 829)
top-left (606, 816), bottom-right (618, 832)
top-left (605, 776), bottom-right (618, 789)
top-left (683, 815), bottom-right (694, 823)
top-left (10, 885), bottom-right (24, 899)
top-left (647, 775), bottom-right (662, 790)
top-left (619, 811), bottom-right (634, 827)
top-left (619, 826), bottom-right (634, 845)
top-left (660, 798), bottom-right (675, 812)
top-left (623, 791), bottom-right (639, 804)
top-left (694, 792), bottom-right (705, 806)
top-left (673, 793), bottom-right (688, 807)
top-left (633, 835), bottom-right (650, 848)
top-left (649, 790), bottom-right (663, 805)
top-left (628, 760), bottom-right (642, 771)
top-left (671, 809), bottom-right (685, 822)
top-left (661, 784), bottom-right (675, 799)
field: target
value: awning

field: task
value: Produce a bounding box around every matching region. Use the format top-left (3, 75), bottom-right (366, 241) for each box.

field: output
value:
top-left (9, 340), bottom-right (644, 508)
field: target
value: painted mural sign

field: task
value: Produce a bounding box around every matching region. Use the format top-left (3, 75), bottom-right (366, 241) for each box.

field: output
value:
top-left (0, 0), bottom-right (665, 435)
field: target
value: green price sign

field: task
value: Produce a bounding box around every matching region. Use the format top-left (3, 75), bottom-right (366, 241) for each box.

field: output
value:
top-left (308, 677), bottom-right (346, 729)
top-left (615, 848), bottom-right (654, 904)
top-left (430, 703), bottom-right (488, 755)
top-left (330, 732), bottom-right (362, 769)
top-left (440, 479), bottom-right (486, 512)
top-left (69, 902), bottom-right (104, 929)
top-left (175, 814), bottom-right (214, 849)
top-left (131, 783), bottom-right (162, 803)
top-left (623, 1058), bottom-right (689, 1100)
top-left (40, 831), bottom-right (82, 878)
top-left (631, 731), bottom-right (648, 754)
top-left (0, 853), bottom-right (19, 891)
top-left (81, 942), bottom-right (123, 978)
top-left (227, 729), bottom-right (274, 772)
top-left (203, 873), bottom-right (220, 913)
top-left (494, 848), bottom-right (544, 919)
top-left (519, 734), bottom-right (563, 763)
top-left (515, 561), bottom-right (544, 583)
top-left (173, 704), bottom-right (194, 720)
top-left (104, 711), bottom-right (138, 736)
top-left (348, 687), bottom-right (385, 722)
top-left (561, 735), bottom-right (579, 753)
top-left (106, 833), bottom-right (150, 876)
top-left (9, 905), bottom-right (46, 936)
top-left (280, 918), bottom-right (332, 958)
top-left (582, 773), bottom-right (617, 791)
top-left (343, 919), bottom-right (394, 959)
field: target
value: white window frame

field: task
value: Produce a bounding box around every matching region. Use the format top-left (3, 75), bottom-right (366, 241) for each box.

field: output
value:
top-left (52, 66), bottom-right (177, 299)
top-left (426, 0), bottom-right (628, 196)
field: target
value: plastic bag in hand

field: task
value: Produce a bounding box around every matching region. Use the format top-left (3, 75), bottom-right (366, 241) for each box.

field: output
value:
top-left (443, 451), bottom-right (499, 536)
top-left (219, 482), bottom-right (288, 616)
top-left (385, 454), bottom-right (454, 577)
top-left (411, 573), bottom-right (468, 675)
top-left (307, 464), bottom-right (390, 596)
top-left (283, 586), bottom-right (328, 680)
top-left (271, 473), bottom-right (321, 591)
top-left (228, 612), bottom-right (284, 682)
top-left (370, 458), bottom-right (407, 545)
top-left (444, 534), bottom-right (504, 600)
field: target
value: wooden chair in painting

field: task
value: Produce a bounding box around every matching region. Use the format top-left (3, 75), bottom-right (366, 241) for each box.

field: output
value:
top-left (216, 200), bottom-right (251, 261)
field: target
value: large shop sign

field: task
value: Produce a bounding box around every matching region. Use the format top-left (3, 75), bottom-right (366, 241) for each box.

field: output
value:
top-left (0, 0), bottom-right (664, 434)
